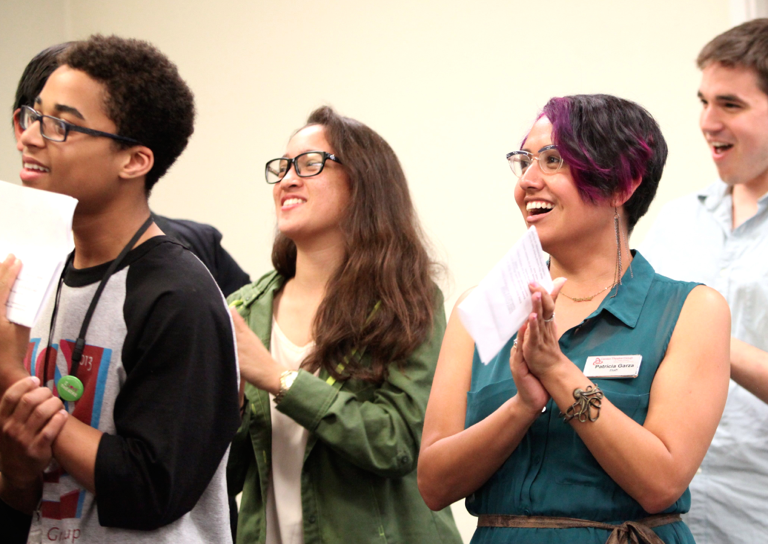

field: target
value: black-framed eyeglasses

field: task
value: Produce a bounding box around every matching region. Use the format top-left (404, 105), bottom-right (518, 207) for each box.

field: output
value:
top-left (265, 151), bottom-right (341, 184)
top-left (19, 105), bottom-right (141, 145)
top-left (506, 145), bottom-right (564, 178)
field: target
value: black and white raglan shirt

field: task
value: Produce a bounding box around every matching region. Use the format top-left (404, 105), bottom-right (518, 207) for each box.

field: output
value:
top-left (22, 236), bottom-right (240, 544)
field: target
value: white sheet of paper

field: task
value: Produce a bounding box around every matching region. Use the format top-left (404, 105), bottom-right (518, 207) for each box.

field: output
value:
top-left (0, 181), bottom-right (77, 327)
top-left (458, 226), bottom-right (553, 364)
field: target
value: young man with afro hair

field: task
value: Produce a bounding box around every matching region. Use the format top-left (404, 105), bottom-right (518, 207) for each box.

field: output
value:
top-left (0, 35), bottom-right (240, 543)
top-left (10, 42), bottom-right (250, 297)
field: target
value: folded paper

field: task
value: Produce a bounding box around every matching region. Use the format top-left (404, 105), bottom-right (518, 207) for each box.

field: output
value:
top-left (459, 226), bottom-right (553, 363)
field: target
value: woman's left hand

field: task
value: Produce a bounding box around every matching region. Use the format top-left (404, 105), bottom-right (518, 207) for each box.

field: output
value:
top-left (520, 278), bottom-right (567, 377)
top-left (230, 309), bottom-right (288, 395)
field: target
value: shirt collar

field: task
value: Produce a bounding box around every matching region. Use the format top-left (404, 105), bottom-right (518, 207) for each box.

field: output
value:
top-left (696, 180), bottom-right (768, 227)
top-left (588, 250), bottom-right (654, 330)
top-left (697, 179), bottom-right (768, 204)
top-left (697, 181), bottom-right (730, 212)
top-left (696, 181), bottom-right (735, 232)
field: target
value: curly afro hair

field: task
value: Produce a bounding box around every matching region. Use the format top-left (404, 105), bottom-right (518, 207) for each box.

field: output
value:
top-left (60, 35), bottom-right (195, 192)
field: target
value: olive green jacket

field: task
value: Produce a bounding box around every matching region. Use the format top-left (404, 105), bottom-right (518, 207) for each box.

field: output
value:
top-left (227, 271), bottom-right (462, 544)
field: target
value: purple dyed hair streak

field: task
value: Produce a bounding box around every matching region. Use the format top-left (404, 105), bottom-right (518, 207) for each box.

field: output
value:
top-left (521, 94), bottom-right (667, 231)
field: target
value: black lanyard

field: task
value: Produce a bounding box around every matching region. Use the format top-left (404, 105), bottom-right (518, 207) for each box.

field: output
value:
top-left (44, 216), bottom-right (154, 395)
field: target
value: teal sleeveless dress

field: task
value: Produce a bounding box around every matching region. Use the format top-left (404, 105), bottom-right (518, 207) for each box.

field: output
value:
top-left (465, 252), bottom-right (698, 544)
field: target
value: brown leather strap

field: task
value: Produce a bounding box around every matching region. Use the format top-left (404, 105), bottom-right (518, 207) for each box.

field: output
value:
top-left (477, 513), bottom-right (682, 544)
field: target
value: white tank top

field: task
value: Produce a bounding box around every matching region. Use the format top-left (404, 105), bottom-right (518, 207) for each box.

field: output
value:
top-left (265, 317), bottom-right (314, 544)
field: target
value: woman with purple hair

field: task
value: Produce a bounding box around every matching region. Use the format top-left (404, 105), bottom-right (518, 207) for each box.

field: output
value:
top-left (418, 94), bottom-right (730, 543)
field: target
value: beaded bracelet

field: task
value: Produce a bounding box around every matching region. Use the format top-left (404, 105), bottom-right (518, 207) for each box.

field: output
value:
top-left (560, 385), bottom-right (603, 423)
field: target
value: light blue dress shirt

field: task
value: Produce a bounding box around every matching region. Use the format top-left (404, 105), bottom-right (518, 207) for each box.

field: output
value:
top-left (641, 181), bottom-right (768, 544)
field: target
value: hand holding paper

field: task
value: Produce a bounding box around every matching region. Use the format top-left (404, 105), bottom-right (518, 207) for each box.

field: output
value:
top-left (0, 254), bottom-right (33, 390)
top-left (458, 226), bottom-right (553, 364)
top-left (0, 181), bottom-right (77, 328)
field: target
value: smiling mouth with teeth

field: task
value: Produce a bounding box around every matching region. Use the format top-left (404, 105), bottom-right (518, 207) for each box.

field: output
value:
top-left (24, 162), bottom-right (50, 173)
top-left (283, 197), bottom-right (306, 207)
top-left (526, 201), bottom-right (554, 215)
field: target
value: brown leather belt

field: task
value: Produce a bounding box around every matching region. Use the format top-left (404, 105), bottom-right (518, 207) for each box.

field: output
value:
top-left (477, 513), bottom-right (682, 544)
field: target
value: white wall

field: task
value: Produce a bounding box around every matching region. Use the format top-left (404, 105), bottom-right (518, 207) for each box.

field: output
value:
top-left (0, 0), bottom-right (70, 186)
top-left (0, 1), bottom-right (736, 541)
top-left (731, 0), bottom-right (768, 24)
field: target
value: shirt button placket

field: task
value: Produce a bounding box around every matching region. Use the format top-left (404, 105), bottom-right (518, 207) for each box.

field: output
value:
top-left (522, 399), bottom-right (552, 514)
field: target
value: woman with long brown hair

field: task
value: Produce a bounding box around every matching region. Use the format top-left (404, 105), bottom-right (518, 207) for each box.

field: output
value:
top-left (227, 106), bottom-right (462, 544)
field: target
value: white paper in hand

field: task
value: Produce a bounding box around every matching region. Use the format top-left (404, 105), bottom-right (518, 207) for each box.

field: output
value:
top-left (458, 226), bottom-right (553, 364)
top-left (0, 181), bottom-right (77, 327)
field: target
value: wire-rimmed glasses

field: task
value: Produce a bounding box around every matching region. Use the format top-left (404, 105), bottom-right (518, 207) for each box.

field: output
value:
top-left (19, 106), bottom-right (141, 145)
top-left (506, 145), bottom-right (564, 178)
top-left (265, 151), bottom-right (342, 184)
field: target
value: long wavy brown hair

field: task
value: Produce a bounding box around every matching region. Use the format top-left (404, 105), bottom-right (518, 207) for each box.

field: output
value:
top-left (272, 106), bottom-right (439, 383)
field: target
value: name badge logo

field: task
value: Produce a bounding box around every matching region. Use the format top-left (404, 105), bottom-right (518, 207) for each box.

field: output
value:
top-left (584, 355), bottom-right (642, 379)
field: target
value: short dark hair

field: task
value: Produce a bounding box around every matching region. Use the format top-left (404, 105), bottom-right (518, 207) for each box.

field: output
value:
top-left (537, 94), bottom-right (667, 232)
top-left (60, 35), bottom-right (195, 192)
top-left (697, 18), bottom-right (768, 96)
top-left (12, 42), bottom-right (74, 123)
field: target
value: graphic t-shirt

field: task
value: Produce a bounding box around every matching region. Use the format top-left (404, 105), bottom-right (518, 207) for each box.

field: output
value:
top-left (24, 237), bottom-right (239, 544)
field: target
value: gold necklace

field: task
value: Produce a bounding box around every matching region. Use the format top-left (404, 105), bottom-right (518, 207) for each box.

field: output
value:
top-left (559, 281), bottom-right (617, 303)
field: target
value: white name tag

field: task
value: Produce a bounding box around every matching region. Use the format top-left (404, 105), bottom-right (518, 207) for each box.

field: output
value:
top-left (583, 355), bottom-right (642, 379)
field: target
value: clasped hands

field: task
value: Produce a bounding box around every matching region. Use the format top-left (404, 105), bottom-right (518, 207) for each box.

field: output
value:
top-left (0, 255), bottom-right (68, 499)
top-left (1, 377), bottom-right (68, 494)
top-left (509, 278), bottom-right (568, 416)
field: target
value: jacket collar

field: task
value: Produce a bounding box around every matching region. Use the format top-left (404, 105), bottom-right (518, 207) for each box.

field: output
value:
top-left (229, 270), bottom-right (284, 350)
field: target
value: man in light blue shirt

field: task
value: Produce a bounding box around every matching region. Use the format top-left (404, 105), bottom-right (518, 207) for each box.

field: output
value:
top-left (642, 19), bottom-right (768, 544)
